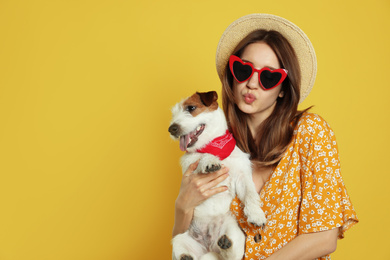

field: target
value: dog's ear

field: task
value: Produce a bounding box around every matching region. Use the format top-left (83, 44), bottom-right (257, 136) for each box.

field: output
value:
top-left (196, 91), bottom-right (218, 107)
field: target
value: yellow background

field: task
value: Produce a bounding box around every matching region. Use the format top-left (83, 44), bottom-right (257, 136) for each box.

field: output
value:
top-left (0, 0), bottom-right (388, 259)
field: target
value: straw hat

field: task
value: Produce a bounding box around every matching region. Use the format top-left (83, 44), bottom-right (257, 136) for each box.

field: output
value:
top-left (216, 13), bottom-right (317, 103)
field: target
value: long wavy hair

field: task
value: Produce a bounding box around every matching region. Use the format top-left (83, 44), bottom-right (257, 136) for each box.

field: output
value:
top-left (222, 29), bottom-right (311, 167)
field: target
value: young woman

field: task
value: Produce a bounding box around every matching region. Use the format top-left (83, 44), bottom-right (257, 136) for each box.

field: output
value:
top-left (173, 14), bottom-right (358, 259)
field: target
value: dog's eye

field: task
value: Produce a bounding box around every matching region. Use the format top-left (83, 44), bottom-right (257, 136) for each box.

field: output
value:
top-left (185, 105), bottom-right (196, 113)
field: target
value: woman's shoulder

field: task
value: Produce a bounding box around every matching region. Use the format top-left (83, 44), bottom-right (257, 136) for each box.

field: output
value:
top-left (295, 112), bottom-right (335, 140)
top-left (297, 112), bottom-right (328, 126)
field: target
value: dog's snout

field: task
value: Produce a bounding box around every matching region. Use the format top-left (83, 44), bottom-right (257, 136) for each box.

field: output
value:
top-left (168, 124), bottom-right (180, 137)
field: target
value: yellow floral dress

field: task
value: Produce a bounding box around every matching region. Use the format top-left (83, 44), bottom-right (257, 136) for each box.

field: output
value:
top-left (230, 113), bottom-right (358, 259)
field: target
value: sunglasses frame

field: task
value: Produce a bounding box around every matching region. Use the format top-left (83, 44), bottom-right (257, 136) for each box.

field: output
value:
top-left (229, 55), bottom-right (288, 91)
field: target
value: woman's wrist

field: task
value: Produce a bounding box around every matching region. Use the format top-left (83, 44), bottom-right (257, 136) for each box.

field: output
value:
top-left (172, 200), bottom-right (194, 237)
top-left (175, 198), bottom-right (193, 215)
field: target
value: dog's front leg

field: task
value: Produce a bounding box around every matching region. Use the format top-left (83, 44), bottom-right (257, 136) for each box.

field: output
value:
top-left (180, 153), bottom-right (204, 174)
top-left (181, 153), bottom-right (222, 175)
top-left (194, 153), bottom-right (222, 174)
top-left (235, 172), bottom-right (267, 226)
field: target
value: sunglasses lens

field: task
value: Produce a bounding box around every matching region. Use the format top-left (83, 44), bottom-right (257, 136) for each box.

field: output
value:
top-left (260, 70), bottom-right (283, 89)
top-left (232, 61), bottom-right (253, 82)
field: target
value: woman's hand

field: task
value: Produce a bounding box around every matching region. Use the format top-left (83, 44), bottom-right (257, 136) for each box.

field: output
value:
top-left (176, 160), bottom-right (230, 213)
top-left (172, 161), bottom-right (230, 237)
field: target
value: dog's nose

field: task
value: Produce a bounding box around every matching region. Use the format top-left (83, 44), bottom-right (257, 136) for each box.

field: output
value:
top-left (168, 124), bottom-right (180, 136)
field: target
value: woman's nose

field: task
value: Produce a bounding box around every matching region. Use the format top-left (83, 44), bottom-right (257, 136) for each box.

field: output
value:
top-left (246, 72), bottom-right (259, 89)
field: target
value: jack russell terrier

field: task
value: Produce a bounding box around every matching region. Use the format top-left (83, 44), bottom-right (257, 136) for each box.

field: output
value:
top-left (168, 91), bottom-right (266, 260)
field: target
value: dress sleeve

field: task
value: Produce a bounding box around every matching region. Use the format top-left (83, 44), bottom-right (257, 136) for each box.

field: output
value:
top-left (298, 115), bottom-right (358, 238)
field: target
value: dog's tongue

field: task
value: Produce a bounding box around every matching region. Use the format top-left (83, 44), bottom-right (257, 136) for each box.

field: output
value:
top-left (180, 135), bottom-right (190, 151)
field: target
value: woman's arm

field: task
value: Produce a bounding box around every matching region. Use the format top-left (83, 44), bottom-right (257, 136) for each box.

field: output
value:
top-left (266, 228), bottom-right (339, 260)
top-left (172, 161), bottom-right (230, 237)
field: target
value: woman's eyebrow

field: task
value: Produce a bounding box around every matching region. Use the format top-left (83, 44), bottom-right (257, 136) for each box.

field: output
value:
top-left (241, 59), bottom-right (278, 70)
top-left (264, 65), bottom-right (278, 70)
top-left (241, 58), bottom-right (253, 64)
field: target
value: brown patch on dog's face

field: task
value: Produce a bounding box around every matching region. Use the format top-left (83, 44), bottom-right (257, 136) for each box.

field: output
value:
top-left (182, 91), bottom-right (218, 117)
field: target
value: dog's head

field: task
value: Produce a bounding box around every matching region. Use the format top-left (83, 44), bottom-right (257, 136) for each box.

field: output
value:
top-left (168, 91), bottom-right (227, 152)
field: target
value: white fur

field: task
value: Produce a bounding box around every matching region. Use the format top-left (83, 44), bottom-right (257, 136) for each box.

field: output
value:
top-left (170, 96), bottom-right (266, 260)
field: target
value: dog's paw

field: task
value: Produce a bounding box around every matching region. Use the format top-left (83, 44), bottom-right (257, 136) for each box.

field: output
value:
top-left (180, 254), bottom-right (193, 260)
top-left (196, 154), bottom-right (222, 174)
top-left (180, 255), bottom-right (193, 260)
top-left (217, 235), bottom-right (232, 249)
top-left (205, 164), bottom-right (221, 173)
top-left (245, 208), bottom-right (267, 227)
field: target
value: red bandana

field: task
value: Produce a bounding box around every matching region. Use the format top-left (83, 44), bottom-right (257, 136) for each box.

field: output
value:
top-left (196, 130), bottom-right (236, 160)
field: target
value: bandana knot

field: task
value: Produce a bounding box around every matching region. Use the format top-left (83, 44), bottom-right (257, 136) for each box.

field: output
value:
top-left (196, 130), bottom-right (236, 160)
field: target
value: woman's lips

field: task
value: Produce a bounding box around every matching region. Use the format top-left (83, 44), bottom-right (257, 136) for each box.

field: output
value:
top-left (243, 93), bottom-right (256, 104)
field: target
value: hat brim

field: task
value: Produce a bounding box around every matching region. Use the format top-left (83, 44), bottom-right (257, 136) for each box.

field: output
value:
top-left (216, 14), bottom-right (317, 103)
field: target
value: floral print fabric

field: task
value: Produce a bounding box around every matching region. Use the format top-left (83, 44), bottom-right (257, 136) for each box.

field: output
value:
top-left (230, 113), bottom-right (358, 260)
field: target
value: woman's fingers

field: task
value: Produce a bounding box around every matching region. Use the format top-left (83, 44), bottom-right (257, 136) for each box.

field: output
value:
top-left (188, 160), bottom-right (200, 172)
top-left (177, 162), bottom-right (230, 211)
top-left (187, 165), bottom-right (228, 185)
top-left (189, 166), bottom-right (229, 199)
top-left (203, 185), bottom-right (229, 198)
top-left (199, 167), bottom-right (229, 191)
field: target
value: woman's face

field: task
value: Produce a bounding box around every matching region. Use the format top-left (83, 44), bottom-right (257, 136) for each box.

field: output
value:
top-left (233, 42), bottom-right (284, 122)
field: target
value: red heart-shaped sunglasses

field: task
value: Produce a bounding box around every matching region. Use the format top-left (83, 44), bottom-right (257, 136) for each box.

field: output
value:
top-left (229, 55), bottom-right (288, 90)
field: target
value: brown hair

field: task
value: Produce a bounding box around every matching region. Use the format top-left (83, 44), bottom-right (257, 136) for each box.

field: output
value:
top-left (222, 30), bottom-right (311, 167)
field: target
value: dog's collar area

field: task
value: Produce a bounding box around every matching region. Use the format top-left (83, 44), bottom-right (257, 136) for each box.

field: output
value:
top-left (196, 130), bottom-right (236, 160)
